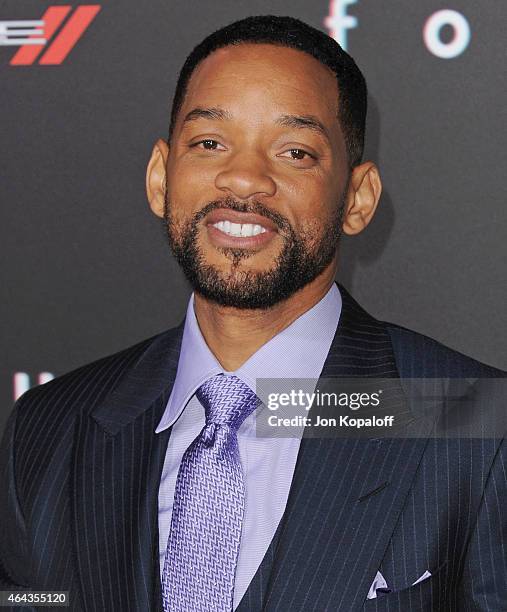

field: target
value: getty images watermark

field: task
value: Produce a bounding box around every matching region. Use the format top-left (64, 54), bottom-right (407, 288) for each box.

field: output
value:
top-left (265, 387), bottom-right (394, 430)
top-left (254, 377), bottom-right (507, 439)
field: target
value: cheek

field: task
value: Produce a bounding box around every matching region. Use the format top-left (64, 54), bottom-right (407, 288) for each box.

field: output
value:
top-left (284, 179), bottom-right (338, 229)
top-left (297, 218), bottom-right (329, 250)
top-left (166, 159), bottom-right (216, 211)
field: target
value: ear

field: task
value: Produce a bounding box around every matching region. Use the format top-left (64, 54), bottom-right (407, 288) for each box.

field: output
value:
top-left (342, 161), bottom-right (382, 235)
top-left (146, 138), bottom-right (170, 218)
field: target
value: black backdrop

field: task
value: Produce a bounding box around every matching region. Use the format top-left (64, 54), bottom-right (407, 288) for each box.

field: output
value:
top-left (2, 0), bottom-right (506, 437)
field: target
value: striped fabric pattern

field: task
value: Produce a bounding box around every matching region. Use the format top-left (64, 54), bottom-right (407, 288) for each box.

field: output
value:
top-left (0, 282), bottom-right (505, 611)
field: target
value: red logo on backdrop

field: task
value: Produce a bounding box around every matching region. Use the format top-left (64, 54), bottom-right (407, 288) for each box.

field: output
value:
top-left (0, 5), bottom-right (101, 65)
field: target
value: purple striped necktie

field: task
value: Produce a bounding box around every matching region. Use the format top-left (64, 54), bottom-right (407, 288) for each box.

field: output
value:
top-left (161, 373), bottom-right (261, 612)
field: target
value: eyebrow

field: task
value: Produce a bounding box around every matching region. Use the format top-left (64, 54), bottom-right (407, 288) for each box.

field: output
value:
top-left (274, 114), bottom-right (331, 143)
top-left (181, 107), bottom-right (331, 144)
top-left (182, 107), bottom-right (232, 124)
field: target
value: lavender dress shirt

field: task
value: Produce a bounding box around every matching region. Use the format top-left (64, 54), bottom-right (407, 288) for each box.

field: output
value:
top-left (155, 283), bottom-right (342, 609)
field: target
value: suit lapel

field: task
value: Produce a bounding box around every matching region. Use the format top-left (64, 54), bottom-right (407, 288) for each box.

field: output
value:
top-left (72, 322), bottom-right (184, 612)
top-left (260, 283), bottom-right (434, 611)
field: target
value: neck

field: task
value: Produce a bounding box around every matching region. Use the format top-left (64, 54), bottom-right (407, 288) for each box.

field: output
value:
top-left (193, 263), bottom-right (337, 371)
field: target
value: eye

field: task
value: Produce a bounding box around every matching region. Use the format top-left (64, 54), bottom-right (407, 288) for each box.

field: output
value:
top-left (190, 139), bottom-right (226, 151)
top-left (279, 148), bottom-right (316, 161)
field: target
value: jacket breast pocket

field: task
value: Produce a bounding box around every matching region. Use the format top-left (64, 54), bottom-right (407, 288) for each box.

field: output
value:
top-left (362, 561), bottom-right (448, 611)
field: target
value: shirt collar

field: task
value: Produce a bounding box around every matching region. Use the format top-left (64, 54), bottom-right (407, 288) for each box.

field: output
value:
top-left (155, 283), bottom-right (342, 433)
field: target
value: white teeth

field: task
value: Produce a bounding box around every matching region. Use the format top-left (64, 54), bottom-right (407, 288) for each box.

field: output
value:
top-left (212, 221), bottom-right (267, 237)
top-left (229, 222), bottom-right (242, 236)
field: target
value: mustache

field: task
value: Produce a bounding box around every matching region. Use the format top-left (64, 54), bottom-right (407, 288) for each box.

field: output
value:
top-left (194, 197), bottom-right (291, 233)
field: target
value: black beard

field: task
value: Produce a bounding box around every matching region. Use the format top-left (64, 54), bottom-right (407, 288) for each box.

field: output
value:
top-left (163, 194), bottom-right (346, 310)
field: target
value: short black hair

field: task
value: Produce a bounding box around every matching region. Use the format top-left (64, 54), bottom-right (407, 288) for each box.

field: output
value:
top-left (168, 15), bottom-right (367, 167)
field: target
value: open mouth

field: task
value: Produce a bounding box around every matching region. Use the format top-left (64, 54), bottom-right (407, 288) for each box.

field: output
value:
top-left (205, 208), bottom-right (278, 249)
top-left (211, 220), bottom-right (268, 237)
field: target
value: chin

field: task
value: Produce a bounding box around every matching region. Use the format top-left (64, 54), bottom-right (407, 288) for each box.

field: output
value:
top-left (204, 248), bottom-right (275, 270)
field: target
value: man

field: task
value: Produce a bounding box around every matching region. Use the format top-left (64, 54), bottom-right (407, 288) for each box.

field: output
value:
top-left (0, 15), bottom-right (505, 612)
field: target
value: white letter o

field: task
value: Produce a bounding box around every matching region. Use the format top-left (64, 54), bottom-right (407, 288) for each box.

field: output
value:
top-left (423, 9), bottom-right (471, 59)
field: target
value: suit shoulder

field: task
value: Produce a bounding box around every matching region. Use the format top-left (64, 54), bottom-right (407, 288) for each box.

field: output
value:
top-left (384, 321), bottom-right (506, 378)
top-left (13, 329), bottom-right (170, 428)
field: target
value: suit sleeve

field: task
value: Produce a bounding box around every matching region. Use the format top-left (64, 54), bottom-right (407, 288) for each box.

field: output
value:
top-left (458, 437), bottom-right (507, 611)
top-left (0, 397), bottom-right (32, 589)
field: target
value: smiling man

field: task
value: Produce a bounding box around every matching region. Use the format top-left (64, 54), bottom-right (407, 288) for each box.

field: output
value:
top-left (1, 15), bottom-right (506, 612)
top-left (146, 34), bottom-right (377, 366)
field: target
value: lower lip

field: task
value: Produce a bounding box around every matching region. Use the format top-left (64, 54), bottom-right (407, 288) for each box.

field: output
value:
top-left (206, 223), bottom-right (277, 249)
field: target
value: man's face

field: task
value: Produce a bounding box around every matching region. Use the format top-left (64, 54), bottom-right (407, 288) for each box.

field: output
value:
top-left (163, 43), bottom-right (351, 309)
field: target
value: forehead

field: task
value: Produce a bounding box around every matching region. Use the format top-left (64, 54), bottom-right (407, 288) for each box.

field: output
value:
top-left (182, 43), bottom-right (339, 120)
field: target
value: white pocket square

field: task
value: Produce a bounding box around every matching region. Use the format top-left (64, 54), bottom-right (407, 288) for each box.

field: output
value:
top-left (367, 569), bottom-right (432, 599)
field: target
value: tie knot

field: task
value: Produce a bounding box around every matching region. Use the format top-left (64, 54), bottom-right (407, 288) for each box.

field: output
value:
top-left (195, 374), bottom-right (260, 430)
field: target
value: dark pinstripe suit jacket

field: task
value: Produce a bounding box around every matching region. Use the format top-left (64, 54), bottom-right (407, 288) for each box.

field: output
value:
top-left (1, 283), bottom-right (506, 611)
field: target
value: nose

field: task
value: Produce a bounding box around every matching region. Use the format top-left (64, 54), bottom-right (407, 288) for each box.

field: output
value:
top-left (214, 150), bottom-right (277, 200)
